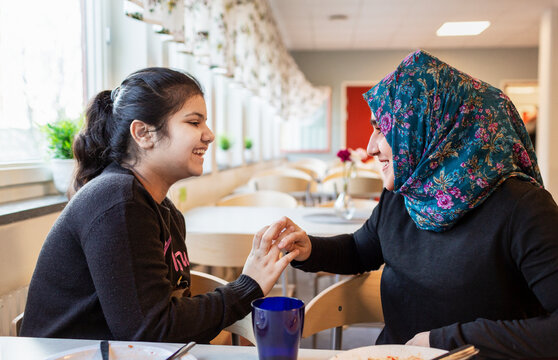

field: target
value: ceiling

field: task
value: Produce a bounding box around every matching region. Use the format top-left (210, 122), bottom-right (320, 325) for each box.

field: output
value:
top-left (268, 0), bottom-right (558, 51)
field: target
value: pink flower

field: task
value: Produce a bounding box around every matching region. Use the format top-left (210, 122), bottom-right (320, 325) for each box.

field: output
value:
top-left (449, 187), bottom-right (461, 197)
top-left (519, 151), bottom-right (532, 168)
top-left (394, 99), bottom-right (402, 112)
top-left (337, 149), bottom-right (351, 162)
top-left (433, 95), bottom-right (441, 111)
top-left (436, 192), bottom-right (454, 209)
top-left (488, 123), bottom-right (498, 133)
top-left (472, 79), bottom-right (482, 89)
top-left (476, 178), bottom-right (488, 188)
top-left (380, 113), bottom-right (393, 134)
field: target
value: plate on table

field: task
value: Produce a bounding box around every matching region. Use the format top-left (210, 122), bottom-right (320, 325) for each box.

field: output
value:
top-left (329, 344), bottom-right (447, 360)
top-left (45, 342), bottom-right (197, 360)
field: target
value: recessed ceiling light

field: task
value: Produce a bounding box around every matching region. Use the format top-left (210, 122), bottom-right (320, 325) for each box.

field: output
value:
top-left (329, 14), bottom-right (348, 21)
top-left (436, 21), bottom-right (490, 36)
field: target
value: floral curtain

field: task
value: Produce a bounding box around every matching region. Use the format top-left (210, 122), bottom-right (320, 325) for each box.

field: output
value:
top-left (127, 0), bottom-right (329, 122)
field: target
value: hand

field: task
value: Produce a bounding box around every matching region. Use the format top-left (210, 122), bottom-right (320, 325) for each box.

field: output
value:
top-left (275, 216), bottom-right (312, 262)
top-left (406, 331), bottom-right (430, 347)
top-left (242, 220), bottom-right (300, 295)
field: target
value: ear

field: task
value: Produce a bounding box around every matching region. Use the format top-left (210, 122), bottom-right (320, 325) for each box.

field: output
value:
top-left (130, 120), bottom-right (155, 149)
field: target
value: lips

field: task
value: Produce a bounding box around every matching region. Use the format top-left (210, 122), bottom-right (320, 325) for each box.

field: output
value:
top-left (376, 160), bottom-right (388, 172)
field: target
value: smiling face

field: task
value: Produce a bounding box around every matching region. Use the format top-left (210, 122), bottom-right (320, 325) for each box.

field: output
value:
top-left (367, 119), bottom-right (394, 191)
top-left (149, 95), bottom-right (214, 182)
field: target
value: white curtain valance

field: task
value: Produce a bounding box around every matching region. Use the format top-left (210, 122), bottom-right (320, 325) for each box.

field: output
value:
top-left (125, 0), bottom-right (329, 121)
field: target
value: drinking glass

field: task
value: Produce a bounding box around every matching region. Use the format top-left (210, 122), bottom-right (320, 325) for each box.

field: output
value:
top-left (252, 296), bottom-right (305, 360)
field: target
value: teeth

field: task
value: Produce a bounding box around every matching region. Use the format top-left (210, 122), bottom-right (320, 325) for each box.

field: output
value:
top-left (193, 149), bottom-right (206, 155)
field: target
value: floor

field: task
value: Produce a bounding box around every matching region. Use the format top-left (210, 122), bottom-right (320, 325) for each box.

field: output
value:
top-left (293, 269), bottom-right (383, 350)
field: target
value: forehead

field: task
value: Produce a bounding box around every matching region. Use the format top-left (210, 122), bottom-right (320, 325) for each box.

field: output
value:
top-left (181, 95), bottom-right (206, 113)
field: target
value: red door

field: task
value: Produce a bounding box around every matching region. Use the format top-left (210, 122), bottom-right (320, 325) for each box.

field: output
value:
top-left (346, 85), bottom-right (374, 150)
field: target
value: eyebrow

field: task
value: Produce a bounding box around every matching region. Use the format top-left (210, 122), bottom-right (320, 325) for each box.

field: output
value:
top-left (184, 112), bottom-right (205, 119)
top-left (370, 118), bottom-right (378, 126)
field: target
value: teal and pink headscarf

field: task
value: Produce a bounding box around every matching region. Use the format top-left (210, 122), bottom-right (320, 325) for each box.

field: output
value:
top-left (363, 50), bottom-right (543, 232)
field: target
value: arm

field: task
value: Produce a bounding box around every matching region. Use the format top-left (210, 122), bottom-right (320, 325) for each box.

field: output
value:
top-left (428, 187), bottom-right (558, 358)
top-left (278, 203), bottom-right (384, 274)
top-left (83, 201), bottom-right (263, 343)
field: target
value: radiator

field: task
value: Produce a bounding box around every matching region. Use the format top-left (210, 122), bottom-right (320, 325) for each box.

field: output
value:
top-left (0, 286), bottom-right (28, 336)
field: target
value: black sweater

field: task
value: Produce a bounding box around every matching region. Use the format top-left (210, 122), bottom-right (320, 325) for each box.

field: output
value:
top-left (294, 178), bottom-right (558, 359)
top-left (21, 163), bottom-right (263, 343)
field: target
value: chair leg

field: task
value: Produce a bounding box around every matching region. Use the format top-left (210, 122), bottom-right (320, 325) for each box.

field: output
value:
top-left (231, 334), bottom-right (240, 346)
top-left (332, 326), bottom-right (343, 350)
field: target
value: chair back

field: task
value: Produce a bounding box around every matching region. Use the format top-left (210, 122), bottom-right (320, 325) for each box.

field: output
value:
top-left (189, 270), bottom-right (255, 344)
top-left (11, 312), bottom-right (24, 336)
top-left (322, 174), bottom-right (383, 198)
top-left (251, 167), bottom-right (313, 181)
top-left (252, 175), bottom-right (314, 193)
top-left (348, 177), bottom-right (383, 197)
top-left (187, 233), bottom-right (252, 268)
top-left (302, 270), bottom-right (384, 340)
top-left (217, 191), bottom-right (298, 208)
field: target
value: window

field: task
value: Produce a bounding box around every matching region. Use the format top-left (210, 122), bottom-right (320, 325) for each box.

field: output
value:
top-left (0, 0), bottom-right (85, 164)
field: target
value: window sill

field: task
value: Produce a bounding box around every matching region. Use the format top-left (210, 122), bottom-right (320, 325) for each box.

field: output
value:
top-left (0, 195), bottom-right (67, 226)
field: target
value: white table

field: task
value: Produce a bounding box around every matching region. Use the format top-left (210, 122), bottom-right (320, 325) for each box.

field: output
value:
top-left (184, 206), bottom-right (374, 237)
top-left (0, 336), bottom-right (341, 359)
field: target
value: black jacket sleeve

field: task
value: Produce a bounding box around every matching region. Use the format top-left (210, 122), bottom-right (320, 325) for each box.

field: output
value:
top-left (292, 200), bottom-right (384, 275)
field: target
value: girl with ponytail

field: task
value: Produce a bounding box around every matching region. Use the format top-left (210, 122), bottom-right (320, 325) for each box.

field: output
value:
top-left (21, 67), bottom-right (299, 342)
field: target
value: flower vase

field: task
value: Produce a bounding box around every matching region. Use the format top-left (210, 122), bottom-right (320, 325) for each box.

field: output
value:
top-left (334, 179), bottom-right (355, 220)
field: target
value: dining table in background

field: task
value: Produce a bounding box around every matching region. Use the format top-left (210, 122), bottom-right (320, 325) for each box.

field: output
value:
top-left (184, 205), bottom-right (375, 237)
top-left (0, 336), bottom-right (342, 359)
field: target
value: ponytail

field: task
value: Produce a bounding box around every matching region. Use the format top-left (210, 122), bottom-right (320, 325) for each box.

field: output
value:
top-left (73, 90), bottom-right (115, 190)
top-left (72, 67), bottom-right (204, 192)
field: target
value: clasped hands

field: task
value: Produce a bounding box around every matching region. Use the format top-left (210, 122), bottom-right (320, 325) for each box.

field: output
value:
top-left (242, 216), bottom-right (310, 295)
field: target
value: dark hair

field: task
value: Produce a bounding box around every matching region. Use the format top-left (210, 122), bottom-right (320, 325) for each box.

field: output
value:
top-left (73, 67), bottom-right (204, 191)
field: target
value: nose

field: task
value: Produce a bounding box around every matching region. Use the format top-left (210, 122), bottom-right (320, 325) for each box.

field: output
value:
top-left (367, 130), bottom-right (379, 157)
top-left (203, 124), bottom-right (215, 144)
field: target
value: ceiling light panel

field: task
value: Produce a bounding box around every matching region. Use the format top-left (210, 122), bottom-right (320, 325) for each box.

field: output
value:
top-left (436, 21), bottom-right (491, 36)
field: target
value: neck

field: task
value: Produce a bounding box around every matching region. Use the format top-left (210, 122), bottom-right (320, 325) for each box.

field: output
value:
top-left (127, 164), bottom-right (170, 204)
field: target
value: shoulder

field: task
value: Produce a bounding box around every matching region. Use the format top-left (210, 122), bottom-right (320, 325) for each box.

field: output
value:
top-left (488, 177), bottom-right (556, 210)
top-left (65, 164), bottom-right (157, 223)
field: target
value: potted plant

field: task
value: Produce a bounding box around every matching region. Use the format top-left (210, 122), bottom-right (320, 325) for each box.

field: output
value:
top-left (41, 115), bottom-right (83, 194)
top-left (216, 134), bottom-right (233, 168)
top-left (244, 137), bottom-right (253, 163)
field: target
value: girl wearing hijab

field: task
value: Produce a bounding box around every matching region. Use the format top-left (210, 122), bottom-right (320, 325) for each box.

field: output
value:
top-left (21, 67), bottom-right (298, 342)
top-left (275, 50), bottom-right (558, 359)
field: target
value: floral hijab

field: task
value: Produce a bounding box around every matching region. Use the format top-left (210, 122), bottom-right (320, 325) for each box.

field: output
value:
top-left (363, 50), bottom-right (543, 232)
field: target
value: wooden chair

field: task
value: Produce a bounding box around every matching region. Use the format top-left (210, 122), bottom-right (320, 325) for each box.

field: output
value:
top-left (322, 174), bottom-right (383, 199)
top-left (216, 190), bottom-right (298, 208)
top-left (11, 312), bottom-right (24, 336)
top-left (303, 270), bottom-right (384, 350)
top-left (190, 270), bottom-right (256, 345)
top-left (250, 174), bottom-right (316, 206)
top-left (293, 158), bottom-right (328, 177)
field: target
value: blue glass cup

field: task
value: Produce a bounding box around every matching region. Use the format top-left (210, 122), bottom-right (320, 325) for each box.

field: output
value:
top-left (252, 296), bottom-right (305, 360)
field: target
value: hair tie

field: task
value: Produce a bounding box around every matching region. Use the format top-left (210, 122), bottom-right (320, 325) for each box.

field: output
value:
top-left (110, 86), bottom-right (120, 102)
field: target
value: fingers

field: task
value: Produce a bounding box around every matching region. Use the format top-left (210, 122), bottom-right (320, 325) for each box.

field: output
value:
top-left (279, 249), bottom-right (300, 265)
top-left (277, 227), bottom-right (307, 251)
top-left (253, 226), bottom-right (269, 250)
top-left (259, 218), bottom-right (288, 252)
